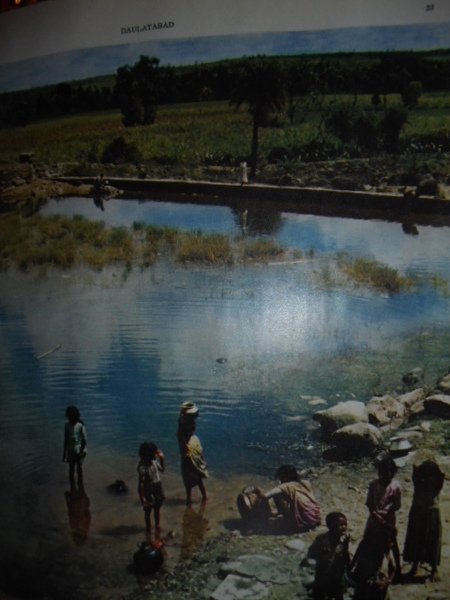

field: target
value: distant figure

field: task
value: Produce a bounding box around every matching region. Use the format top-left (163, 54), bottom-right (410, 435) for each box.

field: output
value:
top-left (137, 441), bottom-right (165, 531)
top-left (362, 455), bottom-right (402, 579)
top-left (307, 511), bottom-right (351, 600)
top-left (351, 527), bottom-right (397, 600)
top-left (403, 460), bottom-right (445, 581)
top-left (239, 161), bottom-right (248, 184)
top-left (177, 401), bottom-right (208, 505)
top-left (255, 464), bottom-right (321, 533)
top-left (62, 405), bottom-right (87, 485)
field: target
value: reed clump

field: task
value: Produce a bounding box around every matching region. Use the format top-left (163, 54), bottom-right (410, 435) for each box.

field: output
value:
top-left (175, 231), bottom-right (233, 265)
top-left (0, 213), bottom-right (134, 270)
top-left (339, 256), bottom-right (413, 293)
top-left (240, 239), bottom-right (284, 262)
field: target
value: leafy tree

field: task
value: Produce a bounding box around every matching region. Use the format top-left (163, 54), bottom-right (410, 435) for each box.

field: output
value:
top-left (230, 56), bottom-right (285, 177)
top-left (380, 105), bottom-right (408, 151)
top-left (114, 56), bottom-right (160, 126)
top-left (401, 81), bottom-right (423, 108)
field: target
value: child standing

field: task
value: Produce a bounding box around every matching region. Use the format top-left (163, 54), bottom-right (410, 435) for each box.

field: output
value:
top-left (363, 455), bottom-right (402, 579)
top-left (307, 512), bottom-right (351, 600)
top-left (177, 402), bottom-right (208, 505)
top-left (403, 460), bottom-right (445, 580)
top-left (63, 405), bottom-right (87, 485)
top-left (137, 442), bottom-right (165, 531)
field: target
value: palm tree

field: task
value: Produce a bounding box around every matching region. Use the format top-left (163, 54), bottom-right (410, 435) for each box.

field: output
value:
top-left (230, 56), bottom-right (285, 178)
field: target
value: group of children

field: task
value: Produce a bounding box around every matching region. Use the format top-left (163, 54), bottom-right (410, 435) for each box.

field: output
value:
top-left (63, 406), bottom-right (445, 598)
top-left (307, 454), bottom-right (445, 600)
top-left (63, 402), bottom-right (209, 533)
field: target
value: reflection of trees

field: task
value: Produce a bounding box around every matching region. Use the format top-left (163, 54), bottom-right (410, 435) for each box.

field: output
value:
top-left (232, 206), bottom-right (283, 237)
top-left (402, 222), bottom-right (419, 236)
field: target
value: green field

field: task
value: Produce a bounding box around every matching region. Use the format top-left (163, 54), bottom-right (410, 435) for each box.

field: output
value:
top-left (1, 92), bottom-right (449, 176)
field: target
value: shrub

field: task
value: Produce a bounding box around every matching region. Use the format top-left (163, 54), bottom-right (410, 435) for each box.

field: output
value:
top-left (101, 136), bottom-right (142, 164)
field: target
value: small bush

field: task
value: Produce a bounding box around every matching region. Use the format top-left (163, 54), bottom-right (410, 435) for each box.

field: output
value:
top-left (101, 136), bottom-right (142, 164)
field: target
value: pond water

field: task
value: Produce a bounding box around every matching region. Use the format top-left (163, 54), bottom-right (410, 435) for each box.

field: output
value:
top-left (1, 195), bottom-right (450, 598)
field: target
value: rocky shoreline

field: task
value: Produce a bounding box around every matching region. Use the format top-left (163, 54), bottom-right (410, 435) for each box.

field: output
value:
top-left (1, 152), bottom-right (450, 214)
top-left (126, 367), bottom-right (450, 600)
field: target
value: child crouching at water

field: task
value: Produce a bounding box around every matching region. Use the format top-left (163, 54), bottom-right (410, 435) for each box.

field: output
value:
top-left (137, 442), bottom-right (165, 531)
top-left (307, 511), bottom-right (351, 600)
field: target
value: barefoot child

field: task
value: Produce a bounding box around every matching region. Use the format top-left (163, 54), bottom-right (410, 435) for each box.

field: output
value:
top-left (177, 402), bottom-right (208, 505)
top-left (363, 455), bottom-right (402, 579)
top-left (137, 442), bottom-right (165, 531)
top-left (307, 511), bottom-right (351, 600)
top-left (63, 405), bottom-right (87, 486)
top-left (403, 460), bottom-right (445, 581)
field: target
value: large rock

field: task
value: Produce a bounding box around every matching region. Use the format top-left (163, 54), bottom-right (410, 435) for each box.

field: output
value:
top-left (397, 388), bottom-right (426, 411)
top-left (436, 374), bottom-right (450, 394)
top-left (210, 574), bottom-right (269, 600)
top-left (313, 401), bottom-right (367, 440)
top-left (424, 394), bottom-right (450, 418)
top-left (330, 423), bottom-right (383, 457)
top-left (367, 394), bottom-right (406, 427)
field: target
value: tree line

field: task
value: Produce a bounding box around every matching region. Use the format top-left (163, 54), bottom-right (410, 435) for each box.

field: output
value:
top-left (1, 50), bottom-right (450, 128)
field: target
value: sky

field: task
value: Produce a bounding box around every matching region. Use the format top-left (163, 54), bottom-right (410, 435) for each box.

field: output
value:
top-left (0, 0), bottom-right (449, 92)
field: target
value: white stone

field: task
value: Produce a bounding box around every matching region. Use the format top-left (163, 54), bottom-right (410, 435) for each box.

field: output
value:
top-left (285, 538), bottom-right (307, 552)
top-left (210, 574), bottom-right (269, 600)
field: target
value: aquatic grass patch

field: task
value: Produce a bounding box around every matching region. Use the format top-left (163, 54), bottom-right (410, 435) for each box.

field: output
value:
top-left (338, 256), bottom-right (413, 294)
top-left (175, 231), bottom-right (233, 264)
top-left (240, 238), bottom-right (284, 262)
top-left (0, 213), bottom-right (133, 270)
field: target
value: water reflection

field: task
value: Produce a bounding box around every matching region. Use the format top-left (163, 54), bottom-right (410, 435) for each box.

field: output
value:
top-left (402, 222), bottom-right (419, 236)
top-left (231, 205), bottom-right (283, 236)
top-left (180, 502), bottom-right (209, 559)
top-left (64, 481), bottom-right (91, 546)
